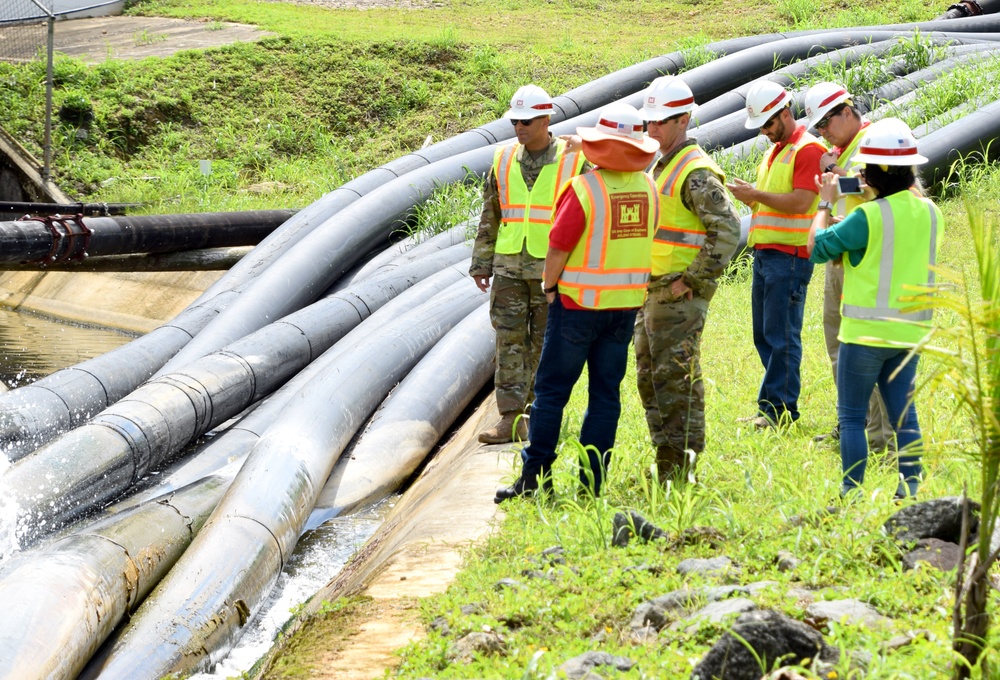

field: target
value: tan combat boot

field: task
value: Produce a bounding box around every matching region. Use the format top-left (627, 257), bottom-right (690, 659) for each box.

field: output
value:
top-left (478, 412), bottom-right (528, 444)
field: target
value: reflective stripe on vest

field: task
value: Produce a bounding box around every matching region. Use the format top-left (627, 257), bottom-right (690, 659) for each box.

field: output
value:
top-left (748, 133), bottom-right (822, 247)
top-left (651, 145), bottom-right (725, 276)
top-left (840, 193), bottom-right (943, 346)
top-left (558, 171), bottom-right (656, 309)
top-left (494, 140), bottom-right (585, 257)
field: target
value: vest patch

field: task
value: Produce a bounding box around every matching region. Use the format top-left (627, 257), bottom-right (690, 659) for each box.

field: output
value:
top-left (610, 192), bottom-right (650, 240)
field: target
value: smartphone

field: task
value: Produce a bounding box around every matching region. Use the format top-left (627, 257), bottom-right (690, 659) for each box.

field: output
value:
top-left (837, 175), bottom-right (863, 195)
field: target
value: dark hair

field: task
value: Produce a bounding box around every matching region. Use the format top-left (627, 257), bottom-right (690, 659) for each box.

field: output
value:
top-left (863, 163), bottom-right (916, 197)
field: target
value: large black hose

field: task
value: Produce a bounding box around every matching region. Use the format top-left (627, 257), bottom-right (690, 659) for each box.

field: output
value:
top-left (309, 302), bottom-right (493, 527)
top-left (0, 210), bottom-right (293, 265)
top-left (83, 256), bottom-right (474, 513)
top-left (917, 97), bottom-right (1000, 185)
top-left (0, 244), bottom-right (473, 547)
top-left (0, 474), bottom-right (228, 680)
top-left (79, 280), bottom-right (485, 680)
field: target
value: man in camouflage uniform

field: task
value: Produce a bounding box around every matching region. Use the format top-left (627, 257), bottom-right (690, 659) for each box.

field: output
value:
top-left (635, 77), bottom-right (742, 482)
top-left (471, 84), bottom-right (586, 444)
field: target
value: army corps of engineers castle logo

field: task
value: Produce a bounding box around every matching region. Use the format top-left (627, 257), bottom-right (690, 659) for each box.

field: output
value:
top-left (609, 193), bottom-right (650, 240)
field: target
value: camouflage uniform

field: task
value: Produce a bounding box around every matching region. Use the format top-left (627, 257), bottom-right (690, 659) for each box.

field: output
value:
top-left (470, 135), bottom-right (580, 416)
top-left (634, 139), bottom-right (741, 476)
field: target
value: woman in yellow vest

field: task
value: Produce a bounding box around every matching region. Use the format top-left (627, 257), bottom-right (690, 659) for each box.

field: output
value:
top-left (807, 118), bottom-right (943, 499)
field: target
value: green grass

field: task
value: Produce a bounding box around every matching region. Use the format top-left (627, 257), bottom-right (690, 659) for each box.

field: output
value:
top-left (4, 0), bottom-right (997, 676)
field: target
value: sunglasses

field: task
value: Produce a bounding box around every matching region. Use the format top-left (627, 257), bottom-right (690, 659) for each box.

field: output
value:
top-left (760, 113), bottom-right (781, 131)
top-left (816, 106), bottom-right (844, 130)
top-left (510, 118), bottom-right (537, 127)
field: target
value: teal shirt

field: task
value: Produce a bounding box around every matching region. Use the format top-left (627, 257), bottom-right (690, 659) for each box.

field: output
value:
top-left (810, 209), bottom-right (869, 267)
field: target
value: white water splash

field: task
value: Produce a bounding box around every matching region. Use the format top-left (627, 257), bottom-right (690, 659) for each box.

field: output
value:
top-left (188, 498), bottom-right (394, 679)
top-left (0, 461), bottom-right (20, 565)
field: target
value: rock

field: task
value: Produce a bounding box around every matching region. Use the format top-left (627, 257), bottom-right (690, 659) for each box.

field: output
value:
top-left (805, 599), bottom-right (891, 628)
top-left (628, 601), bottom-right (669, 632)
top-left (669, 597), bottom-right (758, 633)
top-left (677, 556), bottom-right (736, 578)
top-left (884, 496), bottom-right (978, 545)
top-left (651, 585), bottom-right (749, 611)
top-left (902, 538), bottom-right (962, 572)
top-left (537, 545), bottom-right (566, 565)
top-left (558, 651), bottom-right (635, 679)
top-left (776, 550), bottom-right (802, 572)
top-left (494, 578), bottom-right (523, 591)
top-left (746, 581), bottom-right (779, 596)
top-left (447, 631), bottom-right (506, 662)
top-left (785, 587), bottom-right (816, 605)
top-left (611, 510), bottom-right (669, 547)
top-left (692, 609), bottom-right (839, 680)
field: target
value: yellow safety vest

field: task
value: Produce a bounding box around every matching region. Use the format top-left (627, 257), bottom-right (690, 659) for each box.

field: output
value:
top-left (748, 133), bottom-right (822, 247)
top-left (840, 191), bottom-right (944, 347)
top-left (494, 139), bottom-right (586, 257)
top-left (558, 170), bottom-right (657, 309)
top-left (651, 145), bottom-right (725, 276)
top-left (833, 122), bottom-right (870, 217)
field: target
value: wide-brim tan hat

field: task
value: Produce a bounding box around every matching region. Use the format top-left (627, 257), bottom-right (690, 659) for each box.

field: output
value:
top-left (577, 103), bottom-right (659, 154)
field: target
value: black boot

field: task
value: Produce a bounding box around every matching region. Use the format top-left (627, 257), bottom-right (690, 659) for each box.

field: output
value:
top-left (494, 466), bottom-right (552, 504)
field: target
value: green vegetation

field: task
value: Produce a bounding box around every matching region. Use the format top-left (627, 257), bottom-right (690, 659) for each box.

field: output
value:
top-left (6, 0), bottom-right (999, 677)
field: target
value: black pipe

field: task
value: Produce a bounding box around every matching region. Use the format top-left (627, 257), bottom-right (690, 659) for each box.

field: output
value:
top-left (0, 210), bottom-right (294, 265)
top-left (0, 200), bottom-right (142, 216)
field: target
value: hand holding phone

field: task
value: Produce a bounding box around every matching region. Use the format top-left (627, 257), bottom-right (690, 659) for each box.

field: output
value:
top-left (837, 175), bottom-right (863, 195)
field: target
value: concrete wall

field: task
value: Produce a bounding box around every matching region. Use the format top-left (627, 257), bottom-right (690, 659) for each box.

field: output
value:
top-left (0, 269), bottom-right (222, 333)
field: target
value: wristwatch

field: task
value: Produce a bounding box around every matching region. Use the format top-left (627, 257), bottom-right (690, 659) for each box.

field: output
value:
top-left (824, 163), bottom-right (837, 173)
top-left (544, 284), bottom-right (559, 294)
top-left (817, 200), bottom-right (833, 212)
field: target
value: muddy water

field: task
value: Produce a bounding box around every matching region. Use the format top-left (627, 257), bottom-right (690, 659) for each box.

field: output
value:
top-left (0, 308), bottom-right (136, 389)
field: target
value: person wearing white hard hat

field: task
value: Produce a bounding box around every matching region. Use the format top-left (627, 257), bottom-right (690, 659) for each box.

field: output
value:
top-left (804, 81), bottom-right (894, 452)
top-left (495, 102), bottom-right (659, 503)
top-left (807, 117), bottom-right (943, 500)
top-left (634, 76), bottom-right (741, 483)
top-left (727, 80), bottom-right (825, 430)
top-left (471, 84), bottom-right (587, 444)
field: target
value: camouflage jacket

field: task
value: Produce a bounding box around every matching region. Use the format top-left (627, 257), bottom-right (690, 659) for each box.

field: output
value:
top-left (651, 139), bottom-right (742, 299)
top-left (470, 135), bottom-right (587, 281)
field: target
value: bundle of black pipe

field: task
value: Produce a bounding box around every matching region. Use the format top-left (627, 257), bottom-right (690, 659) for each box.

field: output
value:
top-left (0, 244), bottom-right (472, 548)
top-left (80, 280), bottom-right (485, 679)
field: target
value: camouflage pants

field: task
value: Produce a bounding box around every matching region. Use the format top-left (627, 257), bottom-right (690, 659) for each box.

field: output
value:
top-left (634, 277), bottom-right (710, 454)
top-left (490, 274), bottom-right (548, 415)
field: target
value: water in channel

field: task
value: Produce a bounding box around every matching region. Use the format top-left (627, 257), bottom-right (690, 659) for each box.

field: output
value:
top-left (0, 306), bottom-right (388, 675)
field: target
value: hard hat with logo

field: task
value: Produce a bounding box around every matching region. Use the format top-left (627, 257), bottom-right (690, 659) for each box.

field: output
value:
top-left (577, 103), bottom-right (659, 153)
top-left (504, 84), bottom-right (554, 119)
top-left (639, 76), bottom-right (698, 122)
top-left (804, 81), bottom-right (853, 128)
top-left (852, 117), bottom-right (928, 166)
top-left (744, 81), bottom-right (793, 129)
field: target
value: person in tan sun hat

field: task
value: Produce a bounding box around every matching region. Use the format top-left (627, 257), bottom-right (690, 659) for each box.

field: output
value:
top-left (495, 102), bottom-right (660, 503)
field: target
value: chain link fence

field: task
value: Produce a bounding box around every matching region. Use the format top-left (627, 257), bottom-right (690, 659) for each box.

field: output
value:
top-left (0, 0), bottom-right (54, 63)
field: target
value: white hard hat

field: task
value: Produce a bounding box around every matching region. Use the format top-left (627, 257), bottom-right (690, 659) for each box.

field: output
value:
top-left (744, 81), bottom-right (793, 129)
top-left (577, 103), bottom-right (660, 153)
top-left (639, 76), bottom-right (698, 122)
top-left (804, 81), bottom-right (853, 129)
top-left (852, 117), bottom-right (928, 166)
top-left (505, 84), bottom-right (554, 119)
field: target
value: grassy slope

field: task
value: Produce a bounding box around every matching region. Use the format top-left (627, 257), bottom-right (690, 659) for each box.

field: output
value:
top-left (6, 0), bottom-right (997, 677)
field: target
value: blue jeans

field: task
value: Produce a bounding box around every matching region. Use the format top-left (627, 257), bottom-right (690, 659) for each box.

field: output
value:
top-left (751, 248), bottom-right (813, 422)
top-left (837, 343), bottom-right (922, 497)
top-left (521, 296), bottom-right (637, 496)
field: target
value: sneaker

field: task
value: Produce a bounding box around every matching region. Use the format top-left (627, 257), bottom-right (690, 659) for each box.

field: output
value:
top-left (752, 416), bottom-right (776, 430)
